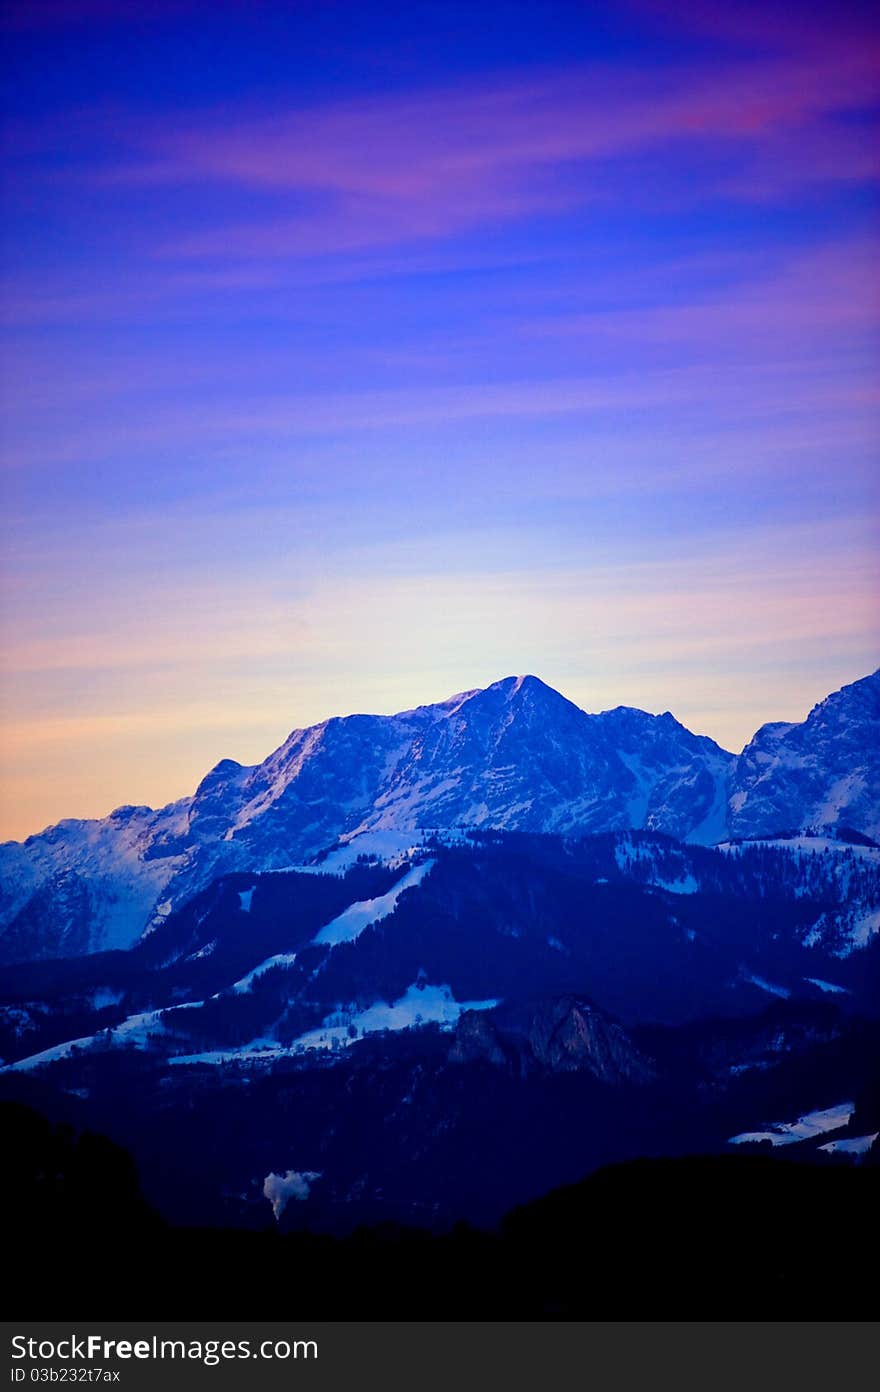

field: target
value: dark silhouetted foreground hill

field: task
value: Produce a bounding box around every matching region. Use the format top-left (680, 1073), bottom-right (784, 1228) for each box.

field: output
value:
top-left (3, 1102), bottom-right (875, 1320)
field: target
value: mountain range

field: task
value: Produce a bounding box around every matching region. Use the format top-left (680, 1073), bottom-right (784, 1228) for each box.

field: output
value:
top-left (1, 669), bottom-right (878, 963)
top-left (1, 666), bottom-right (878, 1233)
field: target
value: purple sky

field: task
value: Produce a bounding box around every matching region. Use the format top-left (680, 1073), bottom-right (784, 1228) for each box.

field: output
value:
top-left (1, 0), bottom-right (878, 839)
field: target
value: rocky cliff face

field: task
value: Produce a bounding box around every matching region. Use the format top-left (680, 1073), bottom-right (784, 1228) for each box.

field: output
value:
top-left (450, 996), bottom-right (655, 1084)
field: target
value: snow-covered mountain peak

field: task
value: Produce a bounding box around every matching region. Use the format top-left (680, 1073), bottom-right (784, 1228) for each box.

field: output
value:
top-left (810, 667), bottom-right (880, 718)
top-left (485, 673), bottom-right (552, 698)
top-left (1, 669), bottom-right (877, 962)
top-left (729, 669), bottom-right (880, 841)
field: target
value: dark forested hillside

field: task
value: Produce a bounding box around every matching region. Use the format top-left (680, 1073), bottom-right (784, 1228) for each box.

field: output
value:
top-left (3, 1101), bottom-right (876, 1320)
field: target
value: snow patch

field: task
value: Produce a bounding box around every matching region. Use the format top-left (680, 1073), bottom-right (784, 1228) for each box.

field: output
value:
top-left (313, 860), bottom-right (434, 946)
top-left (729, 1101), bottom-right (854, 1147)
top-left (818, 1132), bottom-right (878, 1156)
top-left (168, 983), bottom-right (499, 1067)
top-left (317, 829), bottom-right (427, 871)
top-left (231, 952), bottom-right (297, 994)
top-left (291, 982), bottom-right (498, 1054)
top-left (848, 906), bottom-right (880, 950)
top-left (654, 875), bottom-right (699, 895)
top-left (743, 973), bottom-right (790, 1000)
top-left (813, 773), bottom-right (866, 827)
top-left (5, 1034), bottom-right (96, 1071)
top-left (720, 837), bottom-right (879, 861)
top-left (4, 1000), bottom-right (203, 1072)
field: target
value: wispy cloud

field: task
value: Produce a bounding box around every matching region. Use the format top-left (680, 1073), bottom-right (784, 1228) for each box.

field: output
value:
top-left (520, 239), bottom-right (880, 354)
top-left (2, 0), bottom-right (877, 838)
top-left (13, 35), bottom-right (872, 265)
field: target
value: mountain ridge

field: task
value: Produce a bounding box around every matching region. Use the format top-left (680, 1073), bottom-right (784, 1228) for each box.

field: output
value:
top-left (1, 667), bottom-right (877, 961)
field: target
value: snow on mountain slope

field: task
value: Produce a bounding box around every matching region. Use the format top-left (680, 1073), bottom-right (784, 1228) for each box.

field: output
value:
top-left (344, 679), bottom-right (734, 843)
top-left (6, 860), bottom-right (438, 1069)
top-left (0, 675), bottom-right (734, 961)
top-left (729, 1101), bottom-right (854, 1147)
top-left (3, 824), bottom-right (877, 1078)
top-left (729, 669), bottom-right (880, 841)
top-left (168, 982), bottom-right (500, 1068)
top-left (2, 668), bottom-right (877, 964)
top-left (717, 835), bottom-right (880, 956)
top-left (818, 1132), bottom-right (878, 1156)
top-left (0, 801), bottom-right (192, 961)
top-left (313, 860), bottom-right (435, 945)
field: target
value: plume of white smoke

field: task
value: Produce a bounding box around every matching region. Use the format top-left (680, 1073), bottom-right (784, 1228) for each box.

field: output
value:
top-left (263, 1169), bottom-right (322, 1220)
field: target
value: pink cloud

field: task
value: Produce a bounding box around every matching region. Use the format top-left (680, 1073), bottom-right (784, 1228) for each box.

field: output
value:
top-left (5, 4), bottom-right (876, 270)
top-left (522, 239), bottom-right (880, 355)
top-left (51, 33), bottom-right (872, 262)
top-left (153, 54), bottom-right (877, 185)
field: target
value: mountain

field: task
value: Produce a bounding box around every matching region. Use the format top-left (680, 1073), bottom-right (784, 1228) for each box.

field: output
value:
top-left (2, 822), bottom-right (878, 1230)
top-left (1, 827), bottom-right (878, 1230)
top-left (4, 827), bottom-right (875, 1073)
top-left (0, 668), bottom-right (877, 964)
top-left (1, 669), bottom-right (877, 1247)
top-left (729, 669), bottom-right (880, 842)
top-left (0, 674), bottom-right (733, 961)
